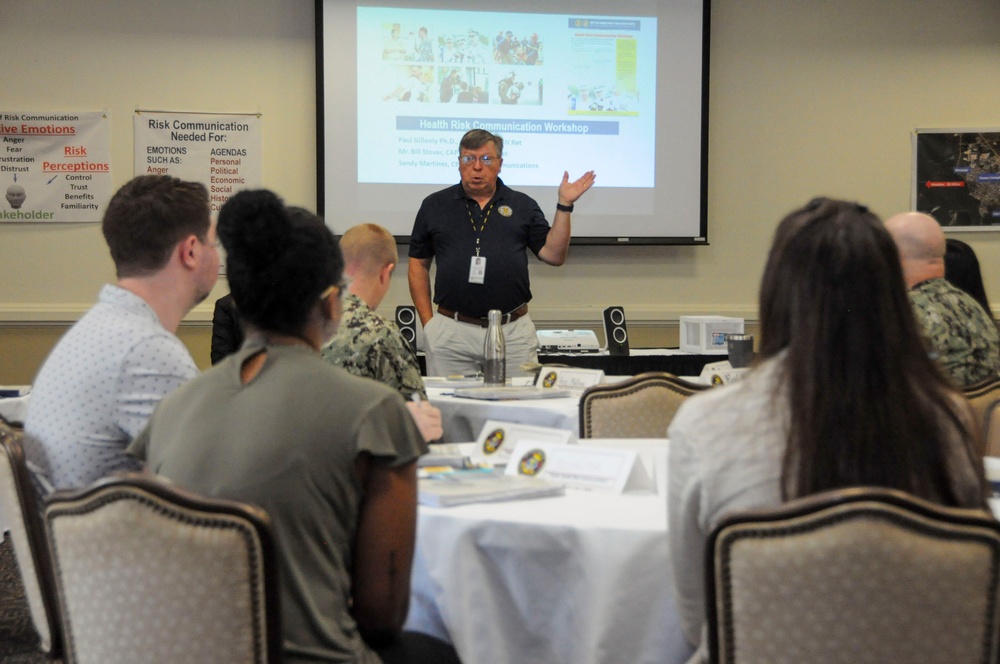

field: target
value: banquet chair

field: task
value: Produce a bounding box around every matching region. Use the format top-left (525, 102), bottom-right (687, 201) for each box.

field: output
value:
top-left (578, 371), bottom-right (710, 438)
top-left (0, 423), bottom-right (63, 658)
top-left (963, 375), bottom-right (1000, 457)
top-left (705, 487), bottom-right (1000, 664)
top-left (45, 474), bottom-right (282, 664)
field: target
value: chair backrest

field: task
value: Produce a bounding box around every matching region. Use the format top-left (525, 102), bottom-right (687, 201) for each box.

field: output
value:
top-left (706, 487), bottom-right (1000, 664)
top-left (578, 371), bottom-right (710, 438)
top-left (963, 376), bottom-right (1000, 457)
top-left (0, 424), bottom-right (62, 657)
top-left (45, 474), bottom-right (282, 664)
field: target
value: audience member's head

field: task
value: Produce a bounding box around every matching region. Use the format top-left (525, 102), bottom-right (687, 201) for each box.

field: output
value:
top-left (884, 211), bottom-right (946, 288)
top-left (945, 238), bottom-right (991, 315)
top-left (218, 189), bottom-right (344, 345)
top-left (758, 197), bottom-right (977, 502)
top-left (102, 175), bottom-right (212, 279)
top-left (340, 223), bottom-right (398, 310)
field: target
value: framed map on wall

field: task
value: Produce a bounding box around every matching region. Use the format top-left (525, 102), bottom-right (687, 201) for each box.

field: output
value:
top-left (913, 129), bottom-right (1000, 230)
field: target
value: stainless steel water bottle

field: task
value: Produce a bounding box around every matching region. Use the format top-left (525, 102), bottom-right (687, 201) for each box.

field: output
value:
top-left (483, 309), bottom-right (506, 386)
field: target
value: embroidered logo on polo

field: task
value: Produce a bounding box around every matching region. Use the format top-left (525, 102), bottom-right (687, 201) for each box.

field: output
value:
top-left (518, 449), bottom-right (546, 476)
top-left (483, 428), bottom-right (505, 455)
top-left (498, 205), bottom-right (513, 217)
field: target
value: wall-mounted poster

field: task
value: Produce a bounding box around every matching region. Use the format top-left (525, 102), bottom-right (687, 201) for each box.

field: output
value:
top-left (0, 111), bottom-right (112, 223)
top-left (913, 129), bottom-right (1000, 230)
top-left (133, 110), bottom-right (262, 213)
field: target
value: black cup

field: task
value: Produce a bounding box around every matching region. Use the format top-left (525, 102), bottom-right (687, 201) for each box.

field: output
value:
top-left (727, 334), bottom-right (754, 369)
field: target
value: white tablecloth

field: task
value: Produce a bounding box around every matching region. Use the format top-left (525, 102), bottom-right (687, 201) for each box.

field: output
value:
top-left (428, 386), bottom-right (581, 442)
top-left (405, 486), bottom-right (692, 664)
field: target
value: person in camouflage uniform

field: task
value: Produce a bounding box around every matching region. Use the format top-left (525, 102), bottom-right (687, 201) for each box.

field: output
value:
top-left (886, 211), bottom-right (1000, 387)
top-left (322, 223), bottom-right (427, 400)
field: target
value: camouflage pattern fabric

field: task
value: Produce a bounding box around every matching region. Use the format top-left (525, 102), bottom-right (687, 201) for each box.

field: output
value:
top-left (909, 278), bottom-right (1000, 387)
top-left (322, 293), bottom-right (427, 399)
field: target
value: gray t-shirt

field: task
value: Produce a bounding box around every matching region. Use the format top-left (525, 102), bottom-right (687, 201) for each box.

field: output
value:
top-left (130, 339), bottom-right (426, 664)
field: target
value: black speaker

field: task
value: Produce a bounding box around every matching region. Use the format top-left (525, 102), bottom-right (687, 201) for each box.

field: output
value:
top-left (602, 305), bottom-right (630, 356)
top-left (395, 306), bottom-right (418, 348)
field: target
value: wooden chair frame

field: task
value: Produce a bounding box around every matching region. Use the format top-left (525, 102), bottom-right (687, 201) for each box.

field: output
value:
top-left (0, 427), bottom-right (63, 658)
top-left (45, 474), bottom-right (283, 664)
top-left (964, 376), bottom-right (1000, 457)
top-left (578, 371), bottom-right (710, 438)
top-left (705, 487), bottom-right (1000, 664)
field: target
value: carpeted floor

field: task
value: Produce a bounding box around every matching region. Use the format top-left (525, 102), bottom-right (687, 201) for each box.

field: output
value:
top-left (0, 534), bottom-right (57, 662)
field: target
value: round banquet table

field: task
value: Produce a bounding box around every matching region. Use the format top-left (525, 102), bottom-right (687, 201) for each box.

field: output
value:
top-left (405, 488), bottom-right (694, 664)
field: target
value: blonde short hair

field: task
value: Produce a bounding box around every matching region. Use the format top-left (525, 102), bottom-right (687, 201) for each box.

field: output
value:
top-left (340, 223), bottom-right (398, 277)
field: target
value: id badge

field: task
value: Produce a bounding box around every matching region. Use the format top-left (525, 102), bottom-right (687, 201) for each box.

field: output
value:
top-left (468, 255), bottom-right (486, 284)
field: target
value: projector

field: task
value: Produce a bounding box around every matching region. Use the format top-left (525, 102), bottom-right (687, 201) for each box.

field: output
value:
top-left (537, 329), bottom-right (601, 353)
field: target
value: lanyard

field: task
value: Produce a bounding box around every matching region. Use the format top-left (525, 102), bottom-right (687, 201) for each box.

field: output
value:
top-left (466, 200), bottom-right (495, 257)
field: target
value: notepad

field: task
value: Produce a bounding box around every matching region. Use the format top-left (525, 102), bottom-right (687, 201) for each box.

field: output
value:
top-left (418, 469), bottom-right (565, 507)
top-left (453, 386), bottom-right (572, 401)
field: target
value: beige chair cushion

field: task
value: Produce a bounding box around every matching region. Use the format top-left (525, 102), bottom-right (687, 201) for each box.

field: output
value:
top-left (963, 377), bottom-right (1000, 457)
top-left (711, 492), bottom-right (1000, 664)
top-left (47, 481), bottom-right (274, 664)
top-left (580, 372), bottom-right (709, 438)
top-left (985, 401), bottom-right (1000, 457)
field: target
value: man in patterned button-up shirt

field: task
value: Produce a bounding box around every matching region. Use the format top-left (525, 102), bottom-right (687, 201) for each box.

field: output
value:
top-left (24, 175), bottom-right (219, 493)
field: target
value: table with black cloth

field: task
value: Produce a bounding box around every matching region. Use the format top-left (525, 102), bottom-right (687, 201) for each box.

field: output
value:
top-left (419, 349), bottom-right (721, 377)
top-left (538, 349), bottom-right (721, 377)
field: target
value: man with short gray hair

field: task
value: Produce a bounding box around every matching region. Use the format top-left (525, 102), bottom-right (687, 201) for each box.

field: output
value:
top-left (408, 128), bottom-right (595, 377)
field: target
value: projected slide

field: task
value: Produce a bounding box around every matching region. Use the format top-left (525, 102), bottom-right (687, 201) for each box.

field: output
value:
top-left (320, 0), bottom-right (707, 243)
top-left (357, 7), bottom-right (657, 188)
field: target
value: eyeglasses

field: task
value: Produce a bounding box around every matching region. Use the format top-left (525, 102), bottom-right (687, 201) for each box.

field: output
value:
top-left (320, 279), bottom-right (349, 301)
top-left (459, 154), bottom-right (498, 167)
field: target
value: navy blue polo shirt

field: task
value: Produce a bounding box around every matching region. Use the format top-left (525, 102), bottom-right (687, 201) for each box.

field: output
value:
top-left (409, 178), bottom-right (551, 318)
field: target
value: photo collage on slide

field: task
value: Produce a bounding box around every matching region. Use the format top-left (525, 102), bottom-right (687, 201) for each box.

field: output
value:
top-left (380, 21), bottom-right (545, 107)
top-left (357, 7), bottom-right (657, 188)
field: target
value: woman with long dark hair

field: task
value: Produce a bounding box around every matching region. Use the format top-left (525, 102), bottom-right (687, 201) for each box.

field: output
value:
top-left (945, 237), bottom-right (992, 316)
top-left (130, 190), bottom-right (458, 664)
top-left (667, 198), bottom-right (987, 661)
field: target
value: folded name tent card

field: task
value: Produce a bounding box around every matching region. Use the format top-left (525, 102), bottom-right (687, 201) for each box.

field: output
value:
top-left (504, 440), bottom-right (652, 494)
top-left (535, 367), bottom-right (605, 391)
top-left (698, 361), bottom-right (748, 386)
top-left (471, 420), bottom-right (576, 466)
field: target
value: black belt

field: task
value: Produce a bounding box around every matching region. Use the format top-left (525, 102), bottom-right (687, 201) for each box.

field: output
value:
top-left (437, 305), bottom-right (527, 328)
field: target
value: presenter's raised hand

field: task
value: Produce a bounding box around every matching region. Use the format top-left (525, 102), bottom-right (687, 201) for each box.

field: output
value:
top-left (558, 170), bottom-right (596, 206)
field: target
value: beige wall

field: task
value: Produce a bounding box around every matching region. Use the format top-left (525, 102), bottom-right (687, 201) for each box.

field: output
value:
top-left (2, 0), bottom-right (999, 383)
